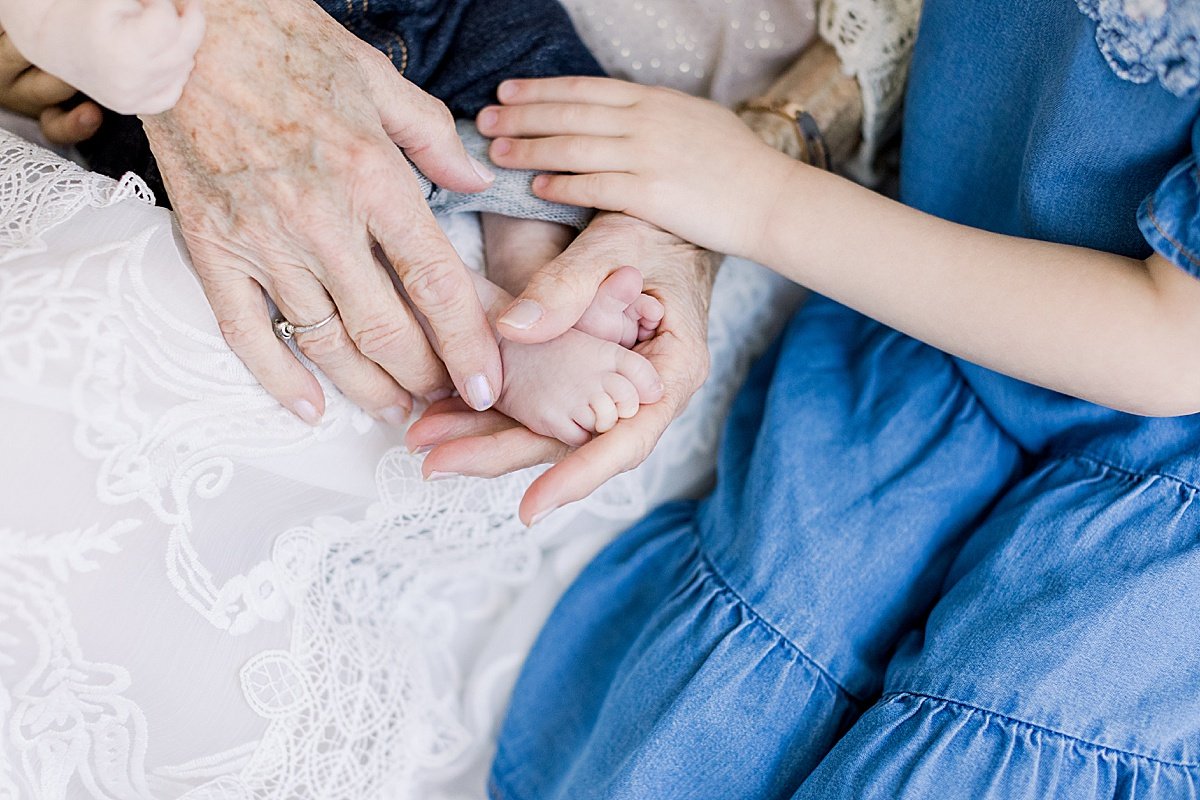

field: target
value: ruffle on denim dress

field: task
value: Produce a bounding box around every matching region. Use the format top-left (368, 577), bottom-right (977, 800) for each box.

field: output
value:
top-left (494, 295), bottom-right (1200, 800)
top-left (492, 1), bottom-right (1200, 798)
top-left (802, 693), bottom-right (1200, 799)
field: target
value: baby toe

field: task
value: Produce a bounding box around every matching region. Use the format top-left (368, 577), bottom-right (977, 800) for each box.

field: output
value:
top-left (636, 294), bottom-right (666, 327)
top-left (572, 404), bottom-right (598, 433)
top-left (554, 419), bottom-right (593, 448)
top-left (590, 393), bottom-right (619, 434)
top-left (602, 373), bottom-right (640, 419)
top-left (598, 265), bottom-right (645, 308)
top-left (616, 349), bottom-right (664, 404)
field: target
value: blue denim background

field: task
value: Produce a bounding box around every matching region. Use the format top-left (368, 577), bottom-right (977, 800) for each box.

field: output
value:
top-left (326, 0), bottom-right (603, 117)
top-left (491, 2), bottom-right (1200, 798)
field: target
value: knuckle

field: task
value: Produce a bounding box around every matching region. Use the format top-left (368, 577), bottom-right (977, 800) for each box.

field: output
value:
top-left (364, 46), bottom-right (395, 75)
top-left (565, 76), bottom-right (591, 95)
top-left (217, 315), bottom-right (264, 352)
top-left (415, 96), bottom-right (456, 138)
top-left (564, 136), bottom-right (591, 160)
top-left (404, 261), bottom-right (466, 314)
top-left (297, 324), bottom-right (357, 365)
top-left (584, 174), bottom-right (608, 198)
top-left (337, 134), bottom-right (375, 166)
top-left (347, 314), bottom-right (409, 359)
top-left (432, 100), bottom-right (455, 130)
top-left (532, 263), bottom-right (586, 300)
top-left (406, 360), bottom-right (448, 396)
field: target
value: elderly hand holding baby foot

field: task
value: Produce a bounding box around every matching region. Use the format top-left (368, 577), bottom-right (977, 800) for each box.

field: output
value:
top-left (0, 0), bottom-right (716, 522)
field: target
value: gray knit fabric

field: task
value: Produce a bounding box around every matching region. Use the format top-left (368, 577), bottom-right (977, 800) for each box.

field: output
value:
top-left (411, 120), bottom-right (594, 230)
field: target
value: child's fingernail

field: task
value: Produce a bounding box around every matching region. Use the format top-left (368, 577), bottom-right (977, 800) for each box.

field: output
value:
top-left (478, 108), bottom-right (499, 129)
top-left (425, 387), bottom-right (455, 403)
top-left (379, 405), bottom-right (409, 426)
top-left (465, 374), bottom-right (496, 411)
top-left (469, 155), bottom-right (495, 183)
top-left (491, 138), bottom-right (512, 157)
top-left (498, 81), bottom-right (518, 101)
top-left (499, 300), bottom-right (544, 330)
top-left (530, 505), bottom-right (559, 526)
top-left (426, 471), bottom-right (459, 481)
top-left (291, 399), bottom-right (322, 427)
top-left (532, 175), bottom-right (549, 192)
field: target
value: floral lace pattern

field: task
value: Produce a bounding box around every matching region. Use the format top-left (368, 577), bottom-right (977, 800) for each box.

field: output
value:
top-left (0, 133), bottom-right (152, 264)
top-left (0, 130), bottom-right (799, 799)
top-left (1077, 0), bottom-right (1200, 97)
top-left (817, 0), bottom-right (924, 175)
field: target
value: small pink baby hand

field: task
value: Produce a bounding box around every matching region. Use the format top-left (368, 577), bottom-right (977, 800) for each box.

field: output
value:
top-left (87, 0), bottom-right (206, 114)
top-left (8, 0), bottom-right (206, 116)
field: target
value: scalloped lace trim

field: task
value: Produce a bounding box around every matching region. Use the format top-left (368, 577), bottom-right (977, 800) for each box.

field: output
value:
top-left (0, 130), bottom-right (154, 264)
top-left (1077, 0), bottom-right (1200, 97)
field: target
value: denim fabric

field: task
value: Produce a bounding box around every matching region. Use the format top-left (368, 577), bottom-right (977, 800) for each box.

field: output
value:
top-left (491, 2), bottom-right (1200, 798)
top-left (1140, 151), bottom-right (1200, 277)
top-left (321, 0), bottom-right (603, 117)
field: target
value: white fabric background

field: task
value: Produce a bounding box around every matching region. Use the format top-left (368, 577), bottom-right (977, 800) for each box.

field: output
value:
top-left (0, 0), bottom-right (926, 794)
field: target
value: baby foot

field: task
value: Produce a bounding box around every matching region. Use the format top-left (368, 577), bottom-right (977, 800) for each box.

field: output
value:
top-left (496, 329), bottom-right (664, 447)
top-left (574, 265), bottom-right (665, 349)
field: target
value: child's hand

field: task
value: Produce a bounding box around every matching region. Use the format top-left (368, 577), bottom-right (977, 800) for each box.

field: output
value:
top-left (477, 77), bottom-right (797, 259)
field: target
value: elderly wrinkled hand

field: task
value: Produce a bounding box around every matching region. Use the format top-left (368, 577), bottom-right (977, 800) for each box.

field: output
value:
top-left (407, 213), bottom-right (717, 524)
top-left (141, 0), bottom-right (504, 426)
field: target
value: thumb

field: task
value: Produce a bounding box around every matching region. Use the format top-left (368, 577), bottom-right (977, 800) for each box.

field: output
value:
top-left (496, 246), bottom-right (613, 344)
top-left (370, 62), bottom-right (494, 194)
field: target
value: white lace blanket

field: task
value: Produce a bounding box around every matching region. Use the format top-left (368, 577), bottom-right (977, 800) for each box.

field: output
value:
top-left (0, 130), bottom-right (800, 800)
top-left (818, 0), bottom-right (924, 173)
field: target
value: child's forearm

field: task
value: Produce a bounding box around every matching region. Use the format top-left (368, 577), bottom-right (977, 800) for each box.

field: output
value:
top-left (756, 159), bottom-right (1200, 416)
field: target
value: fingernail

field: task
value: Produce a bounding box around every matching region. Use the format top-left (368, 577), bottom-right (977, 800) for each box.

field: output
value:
top-left (292, 399), bottom-right (322, 427)
top-left (532, 175), bottom-right (549, 192)
top-left (491, 138), bottom-right (512, 157)
top-left (530, 505), bottom-right (559, 526)
top-left (498, 81), bottom-right (518, 101)
top-left (465, 374), bottom-right (495, 411)
top-left (426, 471), bottom-right (458, 481)
top-left (79, 106), bottom-right (102, 132)
top-left (478, 108), bottom-right (499, 130)
top-left (379, 405), bottom-right (409, 426)
top-left (498, 300), bottom-right (544, 330)
top-left (412, 444), bottom-right (433, 455)
top-left (425, 387), bottom-right (454, 403)
top-left (469, 155), bottom-right (495, 183)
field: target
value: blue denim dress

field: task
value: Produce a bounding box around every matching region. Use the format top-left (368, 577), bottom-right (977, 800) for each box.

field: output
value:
top-left (491, 2), bottom-right (1200, 798)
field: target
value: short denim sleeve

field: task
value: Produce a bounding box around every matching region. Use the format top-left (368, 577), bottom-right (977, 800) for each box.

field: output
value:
top-left (1138, 117), bottom-right (1200, 277)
